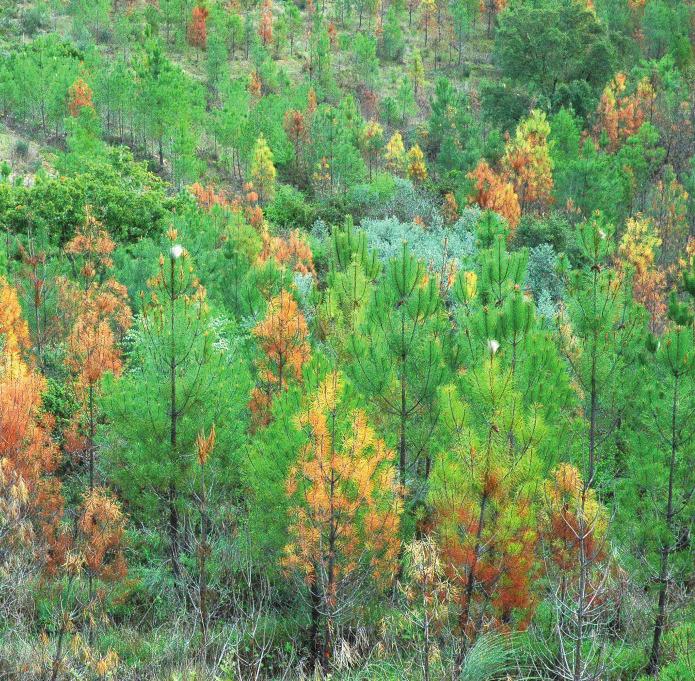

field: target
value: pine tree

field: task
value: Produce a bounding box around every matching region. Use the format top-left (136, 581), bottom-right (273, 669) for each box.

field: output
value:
top-left (257, 229), bottom-right (316, 277)
top-left (384, 131), bottom-right (407, 176)
top-left (258, 0), bottom-right (273, 46)
top-left (249, 289), bottom-right (311, 429)
top-left (250, 134), bottom-right (277, 203)
top-left (348, 242), bottom-right (445, 505)
top-left (283, 370), bottom-right (401, 672)
top-left (360, 120), bottom-right (384, 181)
top-left (482, 0), bottom-right (506, 37)
top-left (188, 4), bottom-right (210, 54)
top-left (419, 0), bottom-right (436, 47)
top-left (553, 215), bottom-right (642, 681)
top-left (76, 486), bottom-right (128, 625)
top-left (402, 537), bottom-right (454, 681)
top-left (442, 192), bottom-right (458, 224)
top-left (467, 161), bottom-right (521, 230)
top-left (540, 463), bottom-right (611, 681)
top-left (62, 207), bottom-right (132, 494)
top-left (431, 374), bottom-right (543, 664)
top-left (102, 232), bottom-right (249, 585)
top-left (407, 143), bottom-right (428, 183)
top-left (0, 277), bottom-right (63, 554)
top-left (195, 424), bottom-right (215, 661)
top-left (318, 220), bottom-right (381, 356)
top-left (0, 278), bottom-right (67, 670)
top-left (436, 238), bottom-right (572, 668)
top-left (500, 109), bottom-right (554, 212)
top-left (67, 77), bottom-right (94, 117)
top-left (410, 49), bottom-right (426, 100)
top-left (619, 215), bottom-right (666, 332)
top-left (619, 266), bottom-right (695, 675)
top-left (594, 73), bottom-right (655, 151)
top-left (283, 109), bottom-right (307, 177)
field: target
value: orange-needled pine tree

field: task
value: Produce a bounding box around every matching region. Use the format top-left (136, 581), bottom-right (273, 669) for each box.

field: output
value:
top-left (62, 206), bottom-right (132, 493)
top-left (283, 371), bottom-right (401, 673)
top-left (467, 161), bottom-right (521, 230)
top-left (249, 290), bottom-right (311, 429)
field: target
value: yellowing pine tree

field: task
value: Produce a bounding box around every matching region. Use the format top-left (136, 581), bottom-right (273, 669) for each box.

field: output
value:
top-left (407, 144), bottom-right (428, 183)
top-left (0, 277), bottom-right (30, 370)
top-left (467, 160), bottom-right (521, 230)
top-left (501, 109), bottom-right (553, 211)
top-left (250, 134), bottom-right (277, 203)
top-left (284, 370), bottom-right (400, 672)
top-left (410, 50), bottom-right (425, 99)
top-left (384, 131), bottom-right (407, 176)
top-left (619, 215), bottom-right (666, 331)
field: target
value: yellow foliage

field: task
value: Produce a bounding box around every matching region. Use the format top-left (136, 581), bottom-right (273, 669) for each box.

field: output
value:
top-left (407, 144), bottom-right (428, 183)
top-left (384, 131), bottom-right (407, 176)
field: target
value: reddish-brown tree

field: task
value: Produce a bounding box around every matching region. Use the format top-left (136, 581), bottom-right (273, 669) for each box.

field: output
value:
top-left (68, 78), bottom-right (94, 117)
top-left (283, 109), bottom-right (307, 175)
top-left (442, 192), bottom-right (458, 224)
top-left (188, 4), bottom-right (210, 51)
top-left (0, 278), bottom-right (65, 574)
top-left (259, 0), bottom-right (273, 46)
top-left (61, 208), bottom-right (132, 492)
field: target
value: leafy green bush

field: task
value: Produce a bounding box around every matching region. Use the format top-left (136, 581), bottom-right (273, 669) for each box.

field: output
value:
top-left (265, 184), bottom-right (317, 231)
top-left (0, 147), bottom-right (179, 244)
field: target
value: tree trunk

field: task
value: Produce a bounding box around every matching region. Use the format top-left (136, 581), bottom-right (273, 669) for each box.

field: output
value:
top-left (647, 374), bottom-right (679, 675)
top-left (169, 259), bottom-right (181, 580)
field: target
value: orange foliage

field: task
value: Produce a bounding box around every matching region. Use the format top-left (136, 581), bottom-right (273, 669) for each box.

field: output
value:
top-left (594, 73), bottom-right (655, 151)
top-left (0, 277), bottom-right (30, 363)
top-left (283, 370), bottom-right (400, 606)
top-left (249, 291), bottom-right (310, 428)
top-left (467, 160), bottom-right (521, 229)
top-left (189, 182), bottom-right (231, 210)
top-left (327, 21), bottom-right (338, 49)
top-left (243, 182), bottom-right (265, 228)
top-left (442, 192), bottom-right (458, 224)
top-left (501, 110), bottom-right (553, 210)
top-left (65, 281), bottom-right (131, 391)
top-left (0, 281), bottom-right (65, 573)
top-left (436, 464), bottom-right (539, 636)
top-left (64, 205), bottom-right (116, 280)
top-left (68, 78), bottom-right (94, 117)
top-left (248, 70), bottom-right (262, 99)
top-left (196, 423), bottom-right (216, 467)
top-left (78, 487), bottom-right (127, 583)
top-left (258, 229), bottom-right (316, 276)
top-left (60, 208), bottom-right (131, 358)
top-left (259, 0), bottom-right (273, 45)
top-left (188, 4), bottom-right (209, 50)
top-left (542, 463), bottom-right (607, 575)
top-left (61, 208), bottom-right (132, 468)
top-left (307, 88), bottom-right (317, 116)
top-left (284, 109), bottom-right (307, 170)
top-left (190, 181), bottom-right (266, 230)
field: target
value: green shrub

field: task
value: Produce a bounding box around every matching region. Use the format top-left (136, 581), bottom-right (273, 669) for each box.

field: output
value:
top-left (265, 184), bottom-right (317, 231)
